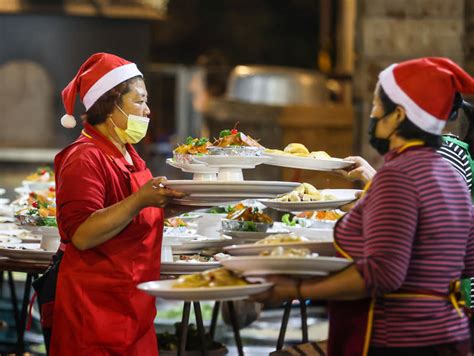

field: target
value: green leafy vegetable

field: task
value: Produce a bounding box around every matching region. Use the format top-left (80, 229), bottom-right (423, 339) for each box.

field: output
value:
top-left (282, 214), bottom-right (297, 226)
top-left (219, 129), bottom-right (231, 137)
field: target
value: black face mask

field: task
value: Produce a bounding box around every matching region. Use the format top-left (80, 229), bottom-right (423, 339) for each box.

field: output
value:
top-left (368, 116), bottom-right (392, 155)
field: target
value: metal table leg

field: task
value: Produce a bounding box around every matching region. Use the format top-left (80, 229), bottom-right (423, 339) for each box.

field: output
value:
top-left (193, 302), bottom-right (208, 356)
top-left (7, 271), bottom-right (20, 331)
top-left (227, 301), bottom-right (244, 356)
top-left (300, 299), bottom-right (308, 343)
top-left (16, 273), bottom-right (33, 356)
top-left (178, 302), bottom-right (191, 356)
top-left (209, 301), bottom-right (220, 339)
top-left (276, 301), bottom-right (292, 350)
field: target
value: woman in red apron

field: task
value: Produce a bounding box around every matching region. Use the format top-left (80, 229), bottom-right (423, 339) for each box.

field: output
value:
top-left (254, 58), bottom-right (474, 355)
top-left (48, 53), bottom-right (185, 355)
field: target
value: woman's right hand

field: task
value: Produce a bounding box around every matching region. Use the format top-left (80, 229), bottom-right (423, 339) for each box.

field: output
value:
top-left (135, 177), bottom-right (187, 209)
top-left (339, 156), bottom-right (376, 184)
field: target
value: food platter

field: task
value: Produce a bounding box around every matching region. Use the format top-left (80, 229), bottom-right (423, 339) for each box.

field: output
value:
top-left (160, 261), bottom-right (222, 275)
top-left (223, 241), bottom-right (336, 256)
top-left (259, 189), bottom-right (360, 212)
top-left (219, 228), bottom-right (290, 242)
top-left (137, 280), bottom-right (273, 301)
top-left (221, 256), bottom-right (351, 276)
top-left (164, 180), bottom-right (299, 195)
top-left (265, 152), bottom-right (354, 171)
top-left (171, 238), bottom-right (232, 254)
top-left (22, 180), bottom-right (55, 192)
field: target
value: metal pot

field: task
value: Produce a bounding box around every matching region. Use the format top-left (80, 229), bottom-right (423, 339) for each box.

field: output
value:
top-left (226, 65), bottom-right (328, 106)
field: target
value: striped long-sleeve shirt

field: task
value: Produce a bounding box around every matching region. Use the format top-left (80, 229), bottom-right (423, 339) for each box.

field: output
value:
top-left (335, 146), bottom-right (474, 347)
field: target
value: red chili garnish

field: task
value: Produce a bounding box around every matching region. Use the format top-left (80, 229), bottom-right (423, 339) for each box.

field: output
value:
top-left (40, 170), bottom-right (47, 175)
top-left (231, 129), bottom-right (238, 135)
top-left (29, 192), bottom-right (35, 198)
top-left (32, 202), bottom-right (38, 208)
top-left (49, 187), bottom-right (55, 192)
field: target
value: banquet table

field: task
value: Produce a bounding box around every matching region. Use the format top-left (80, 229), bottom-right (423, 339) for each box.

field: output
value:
top-left (0, 257), bottom-right (49, 356)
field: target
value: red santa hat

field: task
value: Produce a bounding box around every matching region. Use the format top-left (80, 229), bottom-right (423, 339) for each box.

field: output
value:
top-left (60, 52), bottom-right (142, 128)
top-left (378, 57), bottom-right (474, 135)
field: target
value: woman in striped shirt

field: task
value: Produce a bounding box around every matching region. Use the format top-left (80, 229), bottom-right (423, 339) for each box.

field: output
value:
top-left (254, 58), bottom-right (474, 355)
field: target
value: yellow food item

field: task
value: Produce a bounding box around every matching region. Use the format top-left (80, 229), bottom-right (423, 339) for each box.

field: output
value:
top-left (275, 183), bottom-right (322, 202)
top-left (255, 234), bottom-right (308, 245)
top-left (259, 247), bottom-right (312, 257)
top-left (284, 143), bottom-right (309, 156)
top-left (309, 151), bottom-right (331, 160)
top-left (172, 268), bottom-right (248, 288)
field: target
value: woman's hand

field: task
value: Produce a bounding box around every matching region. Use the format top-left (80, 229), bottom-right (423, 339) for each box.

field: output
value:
top-left (251, 275), bottom-right (301, 307)
top-left (338, 156), bottom-right (376, 184)
top-left (135, 177), bottom-right (187, 209)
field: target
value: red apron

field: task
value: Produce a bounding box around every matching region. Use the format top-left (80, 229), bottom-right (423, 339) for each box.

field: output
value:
top-left (50, 132), bottom-right (162, 356)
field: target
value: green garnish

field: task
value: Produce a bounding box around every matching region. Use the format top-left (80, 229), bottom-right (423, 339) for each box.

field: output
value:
top-left (219, 129), bottom-right (231, 137)
top-left (282, 214), bottom-right (297, 226)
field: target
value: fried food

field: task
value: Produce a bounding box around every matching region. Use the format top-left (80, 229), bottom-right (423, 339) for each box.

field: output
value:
top-left (172, 268), bottom-right (248, 288)
top-left (227, 207), bottom-right (273, 224)
top-left (275, 183), bottom-right (325, 202)
top-left (212, 128), bottom-right (263, 148)
top-left (174, 137), bottom-right (211, 155)
top-left (284, 143), bottom-right (309, 156)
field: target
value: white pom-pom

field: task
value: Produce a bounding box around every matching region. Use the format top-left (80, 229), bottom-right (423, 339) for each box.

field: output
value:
top-left (61, 114), bottom-right (77, 128)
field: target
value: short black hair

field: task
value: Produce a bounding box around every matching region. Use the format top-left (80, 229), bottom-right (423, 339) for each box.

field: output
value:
top-left (83, 76), bottom-right (143, 125)
top-left (378, 85), bottom-right (442, 149)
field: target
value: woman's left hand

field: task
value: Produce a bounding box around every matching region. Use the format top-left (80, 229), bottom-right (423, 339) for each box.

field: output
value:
top-left (251, 275), bottom-right (300, 306)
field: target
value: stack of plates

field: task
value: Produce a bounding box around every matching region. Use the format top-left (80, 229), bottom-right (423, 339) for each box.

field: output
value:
top-left (165, 180), bottom-right (299, 206)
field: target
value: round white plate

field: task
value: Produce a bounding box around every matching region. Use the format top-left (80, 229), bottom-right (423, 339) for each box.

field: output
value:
top-left (166, 158), bottom-right (218, 174)
top-left (178, 213), bottom-right (203, 223)
top-left (221, 256), bottom-right (351, 276)
top-left (259, 189), bottom-right (360, 212)
top-left (164, 180), bottom-right (299, 195)
top-left (219, 229), bottom-right (290, 241)
top-left (138, 280), bottom-right (273, 301)
top-left (0, 243), bottom-right (54, 260)
top-left (0, 188), bottom-right (5, 196)
top-left (0, 198), bottom-right (10, 205)
top-left (193, 155), bottom-right (269, 168)
top-left (285, 226), bottom-right (334, 241)
top-left (160, 261), bottom-right (221, 274)
top-left (223, 241), bottom-right (336, 256)
top-left (265, 152), bottom-right (354, 171)
top-left (172, 238), bottom-right (233, 254)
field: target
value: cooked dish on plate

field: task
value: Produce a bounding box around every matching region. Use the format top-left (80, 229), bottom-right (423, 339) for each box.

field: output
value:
top-left (173, 136), bottom-right (211, 155)
top-left (259, 246), bottom-right (314, 258)
top-left (172, 268), bottom-right (248, 288)
top-left (164, 217), bottom-right (187, 228)
top-left (255, 233), bottom-right (308, 245)
top-left (296, 210), bottom-right (344, 221)
top-left (173, 254), bottom-right (217, 263)
top-left (25, 167), bottom-right (55, 182)
top-left (212, 127), bottom-right (263, 148)
top-left (274, 183), bottom-right (336, 202)
top-left (222, 206), bottom-right (273, 232)
top-left (265, 143), bottom-right (332, 159)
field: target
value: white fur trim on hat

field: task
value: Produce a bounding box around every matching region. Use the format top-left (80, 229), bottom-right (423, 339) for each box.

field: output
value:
top-left (61, 114), bottom-right (77, 128)
top-left (379, 64), bottom-right (445, 135)
top-left (82, 63), bottom-right (143, 111)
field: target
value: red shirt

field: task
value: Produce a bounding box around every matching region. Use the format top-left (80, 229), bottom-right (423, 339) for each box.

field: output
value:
top-left (55, 123), bottom-right (147, 242)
